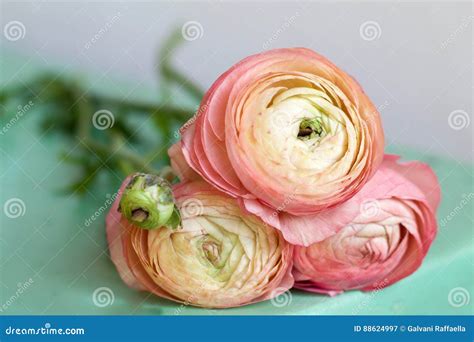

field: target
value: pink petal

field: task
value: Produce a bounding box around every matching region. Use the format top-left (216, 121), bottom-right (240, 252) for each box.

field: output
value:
top-left (168, 142), bottom-right (201, 181)
top-left (291, 154), bottom-right (440, 292)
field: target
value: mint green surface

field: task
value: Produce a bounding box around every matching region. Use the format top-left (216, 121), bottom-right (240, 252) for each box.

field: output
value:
top-left (1, 53), bottom-right (473, 315)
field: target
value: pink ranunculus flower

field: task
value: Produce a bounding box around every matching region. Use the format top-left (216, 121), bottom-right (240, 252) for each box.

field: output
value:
top-left (171, 48), bottom-right (384, 245)
top-left (106, 175), bottom-right (294, 308)
top-left (292, 155), bottom-right (441, 295)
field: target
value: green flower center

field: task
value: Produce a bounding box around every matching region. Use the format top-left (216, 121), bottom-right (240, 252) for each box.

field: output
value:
top-left (297, 117), bottom-right (329, 140)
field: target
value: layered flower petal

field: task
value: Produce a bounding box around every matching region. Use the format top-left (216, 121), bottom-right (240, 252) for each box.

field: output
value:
top-left (172, 48), bottom-right (384, 225)
top-left (292, 155), bottom-right (441, 293)
top-left (106, 178), bottom-right (293, 308)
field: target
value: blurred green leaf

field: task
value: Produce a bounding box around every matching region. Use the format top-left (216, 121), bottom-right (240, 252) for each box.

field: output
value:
top-left (1, 27), bottom-right (204, 195)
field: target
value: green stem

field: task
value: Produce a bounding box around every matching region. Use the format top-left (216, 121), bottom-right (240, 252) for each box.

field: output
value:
top-left (161, 65), bottom-right (204, 102)
top-left (158, 29), bottom-right (204, 102)
top-left (73, 82), bottom-right (93, 140)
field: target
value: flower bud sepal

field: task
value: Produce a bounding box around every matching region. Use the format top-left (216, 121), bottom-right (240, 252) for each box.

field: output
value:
top-left (118, 173), bottom-right (180, 230)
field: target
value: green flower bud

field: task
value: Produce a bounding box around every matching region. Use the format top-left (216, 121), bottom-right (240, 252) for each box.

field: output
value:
top-left (118, 173), bottom-right (180, 230)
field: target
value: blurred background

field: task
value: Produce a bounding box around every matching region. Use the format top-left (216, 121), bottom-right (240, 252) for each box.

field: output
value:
top-left (2, 1), bottom-right (471, 159)
top-left (1, 1), bottom-right (472, 315)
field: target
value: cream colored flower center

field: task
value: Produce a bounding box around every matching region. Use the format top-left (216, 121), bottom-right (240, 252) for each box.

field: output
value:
top-left (297, 117), bottom-right (329, 140)
top-left (137, 196), bottom-right (286, 307)
top-left (259, 87), bottom-right (346, 173)
top-left (237, 74), bottom-right (361, 197)
top-left (331, 199), bottom-right (418, 266)
top-left (201, 238), bottom-right (221, 266)
top-left (344, 223), bottom-right (402, 265)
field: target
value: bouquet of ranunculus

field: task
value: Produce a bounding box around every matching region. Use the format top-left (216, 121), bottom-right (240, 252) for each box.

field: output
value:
top-left (106, 48), bottom-right (440, 308)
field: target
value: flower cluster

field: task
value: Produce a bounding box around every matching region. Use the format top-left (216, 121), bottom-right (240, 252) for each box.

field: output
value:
top-left (106, 48), bottom-right (440, 308)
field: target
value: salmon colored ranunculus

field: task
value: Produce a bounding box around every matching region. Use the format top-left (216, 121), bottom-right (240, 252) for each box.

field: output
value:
top-left (106, 175), bottom-right (293, 308)
top-left (171, 48), bottom-right (384, 245)
top-left (292, 155), bottom-right (440, 295)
